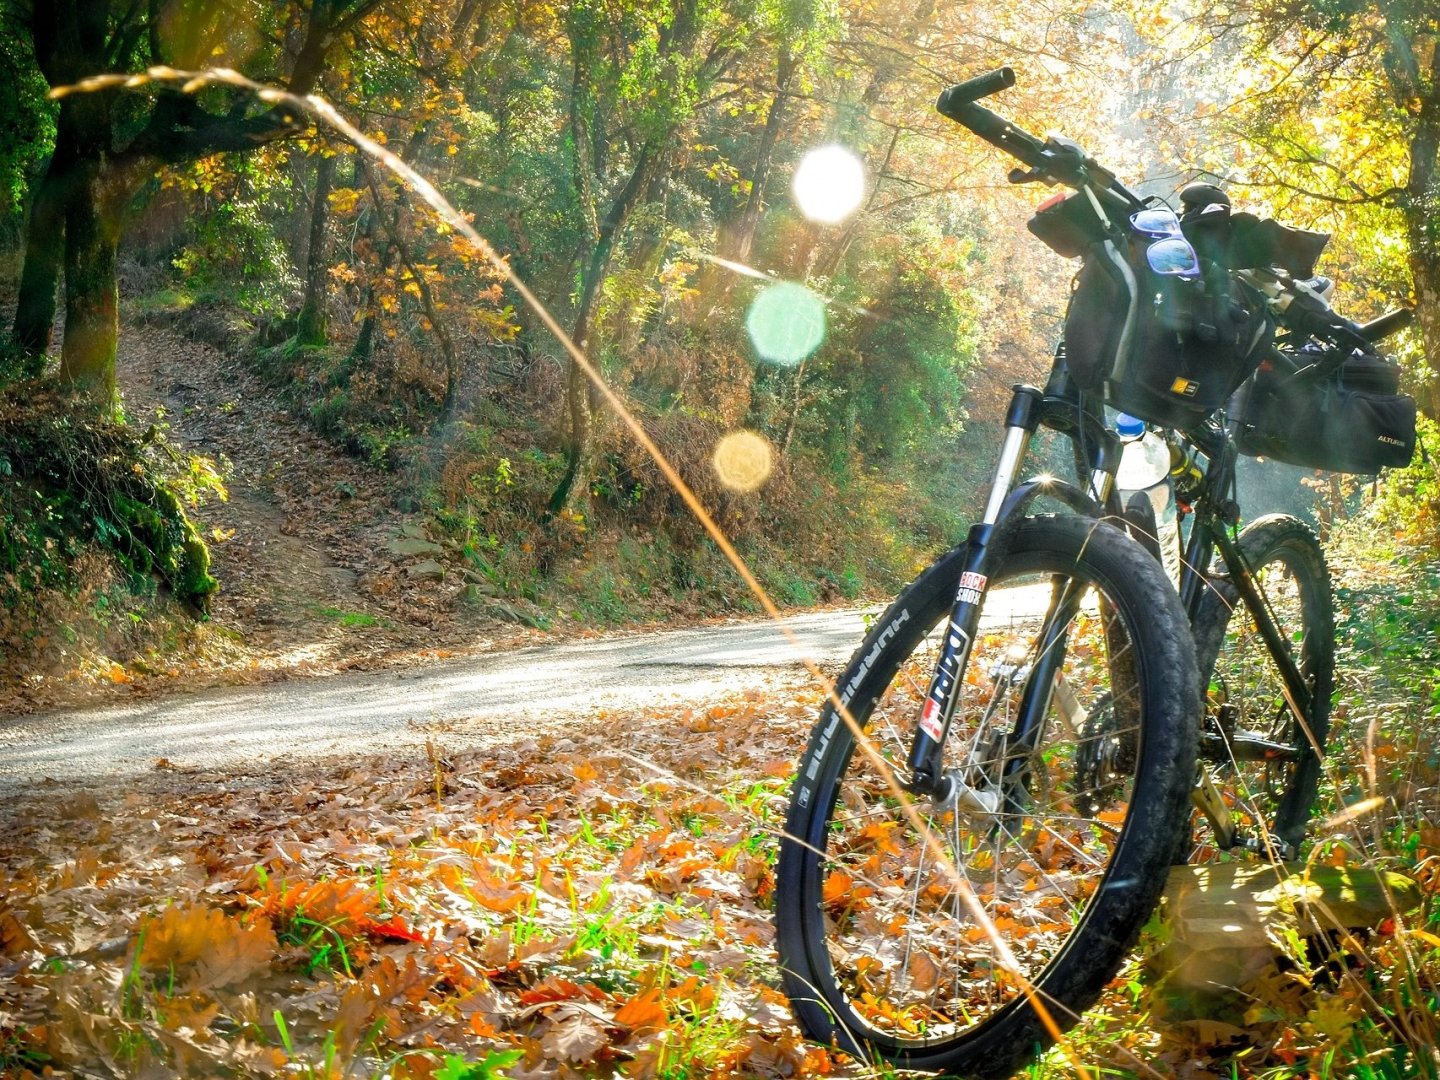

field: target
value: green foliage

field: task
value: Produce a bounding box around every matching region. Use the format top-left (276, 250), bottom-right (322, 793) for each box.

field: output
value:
top-left (0, 380), bottom-right (220, 613)
top-left (0, 22), bottom-right (54, 242)
top-left (434, 1050), bottom-right (525, 1080)
top-left (173, 186), bottom-right (300, 318)
top-left (1355, 414), bottom-right (1440, 542)
top-left (823, 235), bottom-right (980, 464)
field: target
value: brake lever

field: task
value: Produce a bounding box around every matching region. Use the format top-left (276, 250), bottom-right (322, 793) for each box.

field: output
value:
top-left (1007, 167), bottom-right (1053, 185)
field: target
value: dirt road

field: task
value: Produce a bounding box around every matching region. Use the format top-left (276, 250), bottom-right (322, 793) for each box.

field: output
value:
top-left (0, 609), bottom-right (873, 791)
top-left (0, 578), bottom-right (1064, 792)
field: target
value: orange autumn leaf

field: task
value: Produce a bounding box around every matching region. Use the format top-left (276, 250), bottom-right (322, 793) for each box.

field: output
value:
top-left (572, 761), bottom-right (599, 782)
top-left (614, 987), bottom-right (667, 1033)
top-left (519, 978), bottom-right (611, 1006)
top-left (254, 877), bottom-right (380, 932)
top-left (364, 915), bottom-right (427, 943)
top-left (136, 904), bottom-right (276, 990)
top-left (466, 868), bottom-right (529, 912)
top-left (0, 910), bottom-right (36, 957)
top-left (854, 821), bottom-right (901, 854)
top-left (822, 871), bottom-right (853, 906)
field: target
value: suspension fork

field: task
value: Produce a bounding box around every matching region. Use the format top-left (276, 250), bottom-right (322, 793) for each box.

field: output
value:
top-left (905, 387), bottom-right (1120, 796)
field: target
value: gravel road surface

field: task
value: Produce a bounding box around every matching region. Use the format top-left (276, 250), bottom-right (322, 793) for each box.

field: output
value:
top-left (0, 580), bottom-right (1060, 792)
top-left (0, 610), bottom-right (875, 791)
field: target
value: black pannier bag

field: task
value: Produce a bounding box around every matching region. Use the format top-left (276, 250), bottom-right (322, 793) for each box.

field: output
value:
top-left (1061, 233), bottom-right (1273, 430)
top-left (1235, 350), bottom-right (1418, 473)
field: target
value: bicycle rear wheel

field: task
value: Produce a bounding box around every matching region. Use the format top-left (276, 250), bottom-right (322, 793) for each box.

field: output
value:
top-left (775, 515), bottom-right (1198, 1078)
top-left (1190, 514), bottom-right (1334, 857)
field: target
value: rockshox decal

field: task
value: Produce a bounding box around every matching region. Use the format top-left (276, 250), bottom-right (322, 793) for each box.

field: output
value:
top-left (920, 623), bottom-right (971, 742)
top-left (955, 571), bottom-right (988, 608)
top-left (919, 697), bottom-right (945, 741)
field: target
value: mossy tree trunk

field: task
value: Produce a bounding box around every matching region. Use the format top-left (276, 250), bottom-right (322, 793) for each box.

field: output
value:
top-left (1401, 36), bottom-right (1440, 419)
top-left (295, 152), bottom-right (336, 348)
top-left (10, 155), bottom-right (68, 367)
top-left (58, 164), bottom-right (124, 409)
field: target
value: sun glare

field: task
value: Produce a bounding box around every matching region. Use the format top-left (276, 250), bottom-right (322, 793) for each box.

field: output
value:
top-left (792, 145), bottom-right (865, 224)
top-left (712, 431), bottom-right (774, 493)
top-left (745, 281), bottom-right (826, 367)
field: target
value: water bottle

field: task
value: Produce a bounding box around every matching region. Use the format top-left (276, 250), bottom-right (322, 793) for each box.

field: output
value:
top-left (1113, 413), bottom-right (1181, 586)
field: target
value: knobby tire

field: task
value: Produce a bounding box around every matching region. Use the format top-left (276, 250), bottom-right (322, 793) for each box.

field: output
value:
top-left (1190, 514), bottom-right (1334, 855)
top-left (775, 515), bottom-right (1199, 1078)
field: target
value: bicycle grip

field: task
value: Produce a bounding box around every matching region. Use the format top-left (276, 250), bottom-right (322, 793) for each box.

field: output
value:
top-left (1358, 307), bottom-right (1413, 343)
top-left (937, 66), bottom-right (1016, 115)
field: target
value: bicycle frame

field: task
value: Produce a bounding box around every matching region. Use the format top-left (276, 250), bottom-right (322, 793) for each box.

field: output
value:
top-left (905, 354), bottom-right (1317, 856)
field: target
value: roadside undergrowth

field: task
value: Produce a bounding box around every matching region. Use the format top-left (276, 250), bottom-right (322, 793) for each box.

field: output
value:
top-left (1029, 520), bottom-right (1440, 1079)
top-left (0, 377), bottom-right (231, 689)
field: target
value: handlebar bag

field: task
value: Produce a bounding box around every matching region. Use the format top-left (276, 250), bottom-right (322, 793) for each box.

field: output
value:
top-left (1236, 351), bottom-right (1417, 473)
top-left (1027, 192), bottom-right (1109, 259)
top-left (1064, 237), bottom-right (1273, 429)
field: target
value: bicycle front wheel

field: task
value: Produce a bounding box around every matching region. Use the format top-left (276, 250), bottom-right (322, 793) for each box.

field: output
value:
top-left (775, 515), bottom-right (1199, 1078)
top-left (1190, 514), bottom-right (1334, 857)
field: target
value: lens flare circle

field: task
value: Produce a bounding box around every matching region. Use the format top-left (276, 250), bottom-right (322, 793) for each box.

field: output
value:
top-left (792, 145), bottom-right (865, 224)
top-left (745, 281), bottom-right (826, 367)
top-left (712, 430), bottom-right (775, 493)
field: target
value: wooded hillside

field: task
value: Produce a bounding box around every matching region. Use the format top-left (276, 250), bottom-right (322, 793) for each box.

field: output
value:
top-left (2, 0), bottom-right (1437, 689)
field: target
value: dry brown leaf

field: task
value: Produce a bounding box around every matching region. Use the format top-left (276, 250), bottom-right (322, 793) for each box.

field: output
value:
top-left (906, 951), bottom-right (940, 992)
top-left (540, 1007), bottom-right (611, 1062)
top-left (137, 904), bottom-right (276, 990)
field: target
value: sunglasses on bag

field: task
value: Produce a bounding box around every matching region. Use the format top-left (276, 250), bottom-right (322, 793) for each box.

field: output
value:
top-left (1130, 209), bottom-right (1202, 278)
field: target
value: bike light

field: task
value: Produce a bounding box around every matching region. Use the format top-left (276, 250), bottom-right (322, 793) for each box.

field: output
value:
top-left (1145, 236), bottom-right (1201, 278)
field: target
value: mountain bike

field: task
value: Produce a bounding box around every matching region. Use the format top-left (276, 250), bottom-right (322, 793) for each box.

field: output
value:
top-left (774, 66), bottom-right (1418, 1078)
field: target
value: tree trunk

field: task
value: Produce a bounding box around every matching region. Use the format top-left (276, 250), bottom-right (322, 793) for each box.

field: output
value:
top-left (59, 164), bottom-right (123, 409)
top-left (726, 50), bottom-right (796, 266)
top-left (780, 357), bottom-right (807, 459)
top-left (295, 152), bottom-right (336, 348)
top-left (1391, 30), bottom-right (1440, 419)
top-left (1402, 98), bottom-right (1439, 419)
top-left (1410, 249), bottom-right (1440, 420)
top-left (10, 156), bottom-right (67, 365)
top-left (696, 52), bottom-right (797, 313)
top-left (547, 143), bottom-right (662, 516)
top-left (547, 245), bottom-right (607, 517)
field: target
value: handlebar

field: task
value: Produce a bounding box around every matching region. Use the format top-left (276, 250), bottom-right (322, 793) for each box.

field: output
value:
top-left (936, 66), bottom-right (1139, 207)
top-left (1284, 302), bottom-right (1372, 355)
top-left (1359, 307), bottom-right (1413, 343)
top-left (935, 79), bottom-right (1051, 175)
top-left (1282, 304), bottom-right (1412, 370)
top-left (936, 66), bottom-right (1015, 110)
top-left (942, 64), bottom-right (1402, 360)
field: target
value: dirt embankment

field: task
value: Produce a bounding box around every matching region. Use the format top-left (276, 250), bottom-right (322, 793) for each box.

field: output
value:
top-left (4, 315), bottom-right (555, 715)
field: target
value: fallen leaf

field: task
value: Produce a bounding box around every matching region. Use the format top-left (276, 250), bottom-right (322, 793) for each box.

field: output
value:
top-left (613, 987), bottom-right (667, 1033)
